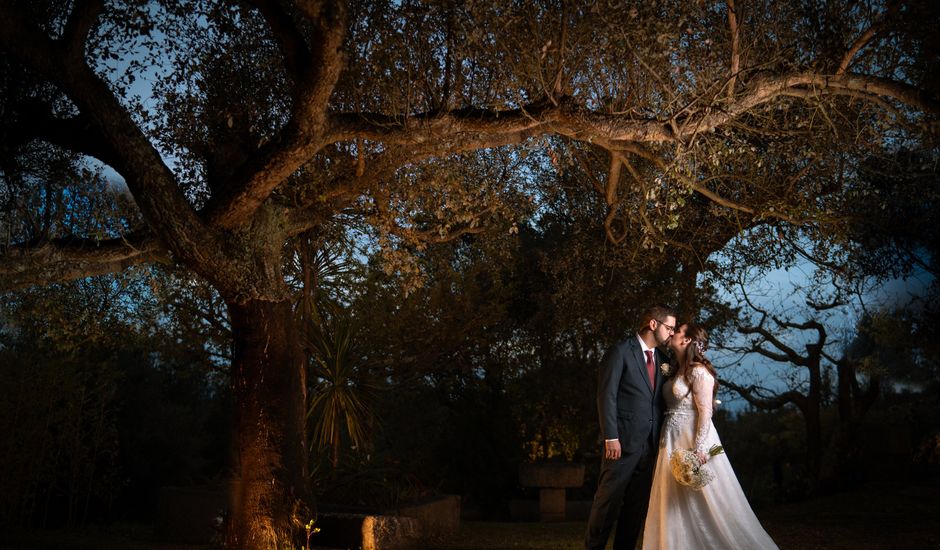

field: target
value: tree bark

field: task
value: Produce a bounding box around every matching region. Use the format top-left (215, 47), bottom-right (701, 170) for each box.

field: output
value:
top-left (834, 360), bottom-right (859, 487)
top-left (226, 297), bottom-right (310, 550)
top-left (833, 359), bottom-right (881, 487)
top-left (805, 358), bottom-right (823, 488)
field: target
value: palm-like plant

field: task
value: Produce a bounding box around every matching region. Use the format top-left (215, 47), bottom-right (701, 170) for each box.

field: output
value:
top-left (305, 308), bottom-right (375, 474)
top-left (289, 237), bottom-right (374, 473)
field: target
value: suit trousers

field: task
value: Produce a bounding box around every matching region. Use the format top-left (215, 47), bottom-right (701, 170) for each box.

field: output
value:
top-left (584, 435), bottom-right (656, 550)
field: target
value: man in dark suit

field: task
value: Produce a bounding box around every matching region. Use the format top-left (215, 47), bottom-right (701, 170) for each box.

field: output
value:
top-left (585, 305), bottom-right (677, 550)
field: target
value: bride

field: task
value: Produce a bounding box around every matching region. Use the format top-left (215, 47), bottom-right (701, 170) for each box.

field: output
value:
top-left (642, 323), bottom-right (778, 549)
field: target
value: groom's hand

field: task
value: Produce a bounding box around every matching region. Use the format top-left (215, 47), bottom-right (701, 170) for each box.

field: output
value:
top-left (604, 440), bottom-right (621, 460)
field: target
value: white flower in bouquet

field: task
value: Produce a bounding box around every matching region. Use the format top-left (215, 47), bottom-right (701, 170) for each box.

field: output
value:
top-left (670, 445), bottom-right (725, 491)
top-left (660, 362), bottom-right (675, 377)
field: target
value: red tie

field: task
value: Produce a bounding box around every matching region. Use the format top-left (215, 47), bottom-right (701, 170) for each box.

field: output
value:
top-left (645, 350), bottom-right (655, 389)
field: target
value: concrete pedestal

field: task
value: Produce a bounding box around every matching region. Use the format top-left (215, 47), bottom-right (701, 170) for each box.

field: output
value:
top-left (538, 488), bottom-right (567, 522)
top-left (518, 462), bottom-right (585, 522)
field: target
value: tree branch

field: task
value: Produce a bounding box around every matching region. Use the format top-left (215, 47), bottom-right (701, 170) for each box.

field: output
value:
top-left (779, 231), bottom-right (850, 274)
top-left (726, 0), bottom-right (740, 99)
top-left (387, 215), bottom-right (491, 244)
top-left (807, 298), bottom-right (847, 311)
top-left (284, 142), bottom-right (469, 236)
top-left (738, 320), bottom-right (808, 365)
top-left (244, 0), bottom-right (310, 81)
top-left (328, 72), bottom-right (940, 151)
top-left (327, 97), bottom-right (565, 145)
top-left (778, 88), bottom-right (914, 128)
top-left (9, 101), bottom-right (124, 170)
top-left (615, 151), bottom-right (695, 252)
top-left (836, 25), bottom-right (881, 76)
top-left (0, 3), bottom-right (220, 273)
top-left (291, 146), bottom-right (438, 211)
top-left (0, 233), bottom-right (168, 291)
top-left (723, 379), bottom-right (806, 411)
top-left (570, 147), bottom-right (607, 197)
top-left (170, 295), bottom-right (232, 337)
top-left (203, 0), bottom-right (347, 229)
top-left (835, 3), bottom-right (898, 77)
top-left (694, 72), bottom-right (940, 135)
top-left (603, 153), bottom-right (625, 244)
top-left (439, 7), bottom-right (454, 111)
top-left (821, 348), bottom-right (842, 366)
top-left (551, 0), bottom-right (569, 99)
top-left (60, 0), bottom-right (103, 61)
top-left (748, 342), bottom-right (798, 364)
top-left (771, 316), bottom-right (825, 337)
top-left (607, 142), bottom-right (805, 224)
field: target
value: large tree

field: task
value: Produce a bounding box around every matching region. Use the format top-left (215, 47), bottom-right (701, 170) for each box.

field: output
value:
top-left (1, 0), bottom-right (937, 547)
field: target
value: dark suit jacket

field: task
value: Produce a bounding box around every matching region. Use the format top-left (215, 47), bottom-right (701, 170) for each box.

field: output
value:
top-left (597, 335), bottom-right (667, 451)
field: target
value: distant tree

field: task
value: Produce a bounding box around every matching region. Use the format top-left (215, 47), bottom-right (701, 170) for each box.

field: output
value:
top-left (0, 272), bottom-right (227, 528)
top-left (716, 268), bottom-right (933, 491)
top-left (721, 290), bottom-right (842, 488)
top-left (0, 282), bottom-right (124, 528)
top-left (712, 131), bottom-right (939, 491)
top-left (712, 406), bottom-right (810, 505)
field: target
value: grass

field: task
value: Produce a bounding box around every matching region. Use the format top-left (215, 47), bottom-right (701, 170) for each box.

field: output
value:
top-left (759, 479), bottom-right (940, 549)
top-left (3, 478), bottom-right (938, 549)
top-left (427, 521), bottom-right (586, 550)
top-left (0, 522), bottom-right (206, 550)
top-left (431, 477), bottom-right (940, 550)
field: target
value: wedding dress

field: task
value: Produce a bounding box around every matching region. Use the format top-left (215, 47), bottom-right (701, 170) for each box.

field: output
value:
top-left (641, 366), bottom-right (778, 549)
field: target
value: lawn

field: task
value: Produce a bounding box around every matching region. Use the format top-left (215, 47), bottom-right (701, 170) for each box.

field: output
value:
top-left (427, 521), bottom-right (585, 550)
top-left (431, 478), bottom-right (940, 550)
top-left (3, 478), bottom-right (938, 549)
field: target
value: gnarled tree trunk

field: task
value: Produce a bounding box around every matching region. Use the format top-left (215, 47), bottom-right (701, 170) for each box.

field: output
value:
top-left (226, 297), bottom-right (310, 550)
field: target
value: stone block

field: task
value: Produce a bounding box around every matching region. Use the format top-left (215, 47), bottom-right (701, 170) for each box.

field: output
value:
top-left (362, 514), bottom-right (422, 550)
top-left (517, 462), bottom-right (586, 522)
top-left (518, 462), bottom-right (585, 488)
top-left (310, 513), bottom-right (422, 550)
top-left (538, 488), bottom-right (566, 522)
top-left (394, 494), bottom-right (460, 540)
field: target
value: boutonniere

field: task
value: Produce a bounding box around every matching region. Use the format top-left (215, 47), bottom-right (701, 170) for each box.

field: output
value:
top-left (660, 362), bottom-right (675, 377)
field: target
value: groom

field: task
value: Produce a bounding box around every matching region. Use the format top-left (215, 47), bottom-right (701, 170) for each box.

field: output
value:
top-left (585, 305), bottom-right (676, 550)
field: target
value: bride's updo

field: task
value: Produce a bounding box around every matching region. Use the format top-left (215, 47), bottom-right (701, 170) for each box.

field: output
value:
top-left (681, 323), bottom-right (718, 399)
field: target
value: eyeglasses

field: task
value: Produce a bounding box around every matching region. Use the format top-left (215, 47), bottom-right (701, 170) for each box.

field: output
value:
top-left (655, 320), bottom-right (676, 333)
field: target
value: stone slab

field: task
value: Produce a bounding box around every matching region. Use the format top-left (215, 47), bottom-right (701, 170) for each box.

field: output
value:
top-left (518, 462), bottom-right (585, 488)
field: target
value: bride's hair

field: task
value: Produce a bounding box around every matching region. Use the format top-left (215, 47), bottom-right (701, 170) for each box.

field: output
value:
top-left (681, 323), bottom-right (719, 399)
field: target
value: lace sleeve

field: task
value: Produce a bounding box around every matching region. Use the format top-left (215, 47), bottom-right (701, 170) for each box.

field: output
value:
top-left (690, 366), bottom-right (715, 453)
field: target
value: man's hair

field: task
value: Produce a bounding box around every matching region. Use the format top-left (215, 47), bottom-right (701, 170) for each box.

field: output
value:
top-left (638, 305), bottom-right (677, 332)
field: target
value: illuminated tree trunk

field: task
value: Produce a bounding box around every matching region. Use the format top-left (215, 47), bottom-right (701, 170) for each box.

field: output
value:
top-left (225, 297), bottom-right (310, 550)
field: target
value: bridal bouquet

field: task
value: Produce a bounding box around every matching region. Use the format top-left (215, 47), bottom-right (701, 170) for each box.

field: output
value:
top-left (670, 445), bottom-right (725, 491)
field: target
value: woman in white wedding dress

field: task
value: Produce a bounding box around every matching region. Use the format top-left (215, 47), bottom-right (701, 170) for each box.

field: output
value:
top-left (642, 323), bottom-right (778, 549)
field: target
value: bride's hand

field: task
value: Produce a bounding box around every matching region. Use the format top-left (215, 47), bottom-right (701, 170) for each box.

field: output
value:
top-left (696, 450), bottom-right (709, 464)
